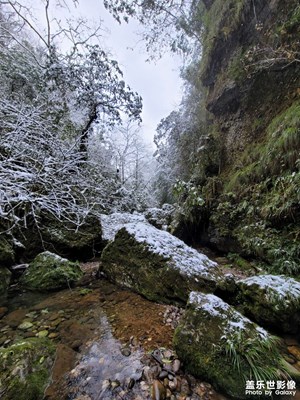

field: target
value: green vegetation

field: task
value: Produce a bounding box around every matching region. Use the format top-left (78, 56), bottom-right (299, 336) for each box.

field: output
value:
top-left (0, 338), bottom-right (55, 400)
top-left (223, 331), bottom-right (286, 382)
top-left (20, 251), bottom-right (83, 291)
top-left (207, 101), bottom-right (300, 274)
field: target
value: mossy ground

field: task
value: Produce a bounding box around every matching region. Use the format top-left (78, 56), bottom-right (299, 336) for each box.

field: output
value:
top-left (0, 337), bottom-right (55, 400)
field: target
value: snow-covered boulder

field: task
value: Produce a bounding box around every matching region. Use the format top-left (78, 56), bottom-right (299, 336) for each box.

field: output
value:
top-left (20, 251), bottom-right (83, 291)
top-left (100, 212), bottom-right (146, 242)
top-left (173, 292), bottom-right (296, 399)
top-left (100, 221), bottom-right (221, 303)
top-left (236, 274), bottom-right (300, 333)
top-left (144, 204), bottom-right (175, 230)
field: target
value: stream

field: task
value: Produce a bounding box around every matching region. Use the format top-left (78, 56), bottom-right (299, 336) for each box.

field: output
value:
top-left (0, 261), bottom-right (228, 400)
top-left (1, 261), bottom-right (300, 400)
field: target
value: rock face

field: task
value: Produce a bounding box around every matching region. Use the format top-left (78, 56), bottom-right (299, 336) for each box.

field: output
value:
top-left (101, 221), bottom-right (221, 303)
top-left (41, 214), bottom-right (103, 260)
top-left (236, 274), bottom-right (300, 333)
top-left (20, 251), bottom-right (83, 291)
top-left (0, 337), bottom-right (55, 400)
top-left (0, 235), bottom-right (15, 266)
top-left (173, 292), bottom-right (292, 399)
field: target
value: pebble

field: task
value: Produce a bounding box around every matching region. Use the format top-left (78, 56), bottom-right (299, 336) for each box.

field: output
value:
top-left (172, 359), bottom-right (181, 373)
top-left (151, 379), bottom-right (166, 400)
top-left (121, 347), bottom-right (131, 357)
top-left (18, 321), bottom-right (34, 330)
top-left (37, 330), bottom-right (49, 338)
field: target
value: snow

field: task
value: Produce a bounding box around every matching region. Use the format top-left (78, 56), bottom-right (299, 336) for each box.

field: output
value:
top-left (238, 274), bottom-right (300, 303)
top-left (189, 291), bottom-right (269, 339)
top-left (189, 292), bottom-right (230, 317)
top-left (100, 212), bottom-right (147, 241)
top-left (124, 221), bottom-right (218, 277)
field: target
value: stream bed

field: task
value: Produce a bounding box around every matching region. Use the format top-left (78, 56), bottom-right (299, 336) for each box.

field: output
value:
top-left (1, 261), bottom-right (300, 400)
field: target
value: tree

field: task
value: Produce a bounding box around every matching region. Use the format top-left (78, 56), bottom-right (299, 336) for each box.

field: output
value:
top-left (0, 0), bottom-right (143, 237)
top-left (103, 0), bottom-right (202, 58)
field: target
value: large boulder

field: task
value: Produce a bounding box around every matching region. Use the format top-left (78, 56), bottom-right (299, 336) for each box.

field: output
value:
top-left (100, 221), bottom-right (221, 304)
top-left (236, 274), bottom-right (300, 333)
top-left (41, 214), bottom-right (103, 260)
top-left (173, 292), bottom-right (298, 399)
top-left (100, 212), bottom-right (146, 242)
top-left (0, 337), bottom-right (55, 400)
top-left (20, 251), bottom-right (83, 291)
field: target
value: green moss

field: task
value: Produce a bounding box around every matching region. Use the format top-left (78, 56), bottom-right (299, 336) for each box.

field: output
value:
top-left (20, 251), bottom-right (83, 291)
top-left (173, 293), bottom-right (289, 399)
top-left (0, 338), bottom-right (55, 400)
top-left (101, 228), bottom-right (218, 304)
top-left (0, 236), bottom-right (15, 266)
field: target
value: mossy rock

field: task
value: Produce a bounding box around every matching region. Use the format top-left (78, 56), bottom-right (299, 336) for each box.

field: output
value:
top-left (0, 267), bottom-right (12, 301)
top-left (101, 222), bottom-right (222, 304)
top-left (42, 213), bottom-right (103, 261)
top-left (20, 251), bottom-right (83, 291)
top-left (173, 292), bottom-right (293, 399)
top-left (0, 337), bottom-right (55, 400)
top-left (236, 274), bottom-right (300, 333)
top-left (0, 235), bottom-right (15, 267)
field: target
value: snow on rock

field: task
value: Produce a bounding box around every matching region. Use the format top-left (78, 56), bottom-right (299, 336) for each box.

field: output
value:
top-left (174, 291), bottom-right (287, 399)
top-left (236, 274), bottom-right (300, 333)
top-left (144, 204), bottom-right (175, 230)
top-left (100, 212), bottom-right (147, 242)
top-left (100, 221), bottom-right (222, 304)
top-left (125, 222), bottom-right (218, 277)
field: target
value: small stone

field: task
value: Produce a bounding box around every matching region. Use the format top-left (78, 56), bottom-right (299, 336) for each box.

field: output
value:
top-left (50, 319), bottom-right (62, 327)
top-left (151, 380), bottom-right (166, 400)
top-left (48, 332), bottom-right (59, 339)
top-left (111, 380), bottom-right (120, 389)
top-left (18, 321), bottom-right (34, 330)
top-left (159, 370), bottom-right (168, 379)
top-left (127, 378), bottom-right (135, 389)
top-left (140, 381), bottom-right (150, 391)
top-left (121, 347), bottom-right (131, 357)
top-left (172, 359), bottom-right (181, 373)
top-left (37, 330), bottom-right (49, 338)
top-left (168, 380), bottom-right (177, 391)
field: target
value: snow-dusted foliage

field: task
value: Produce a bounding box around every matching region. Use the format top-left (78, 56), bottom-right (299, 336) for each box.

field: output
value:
top-left (0, 1), bottom-right (144, 236)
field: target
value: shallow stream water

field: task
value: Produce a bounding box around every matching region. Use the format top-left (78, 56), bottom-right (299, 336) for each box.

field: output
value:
top-left (1, 261), bottom-right (300, 400)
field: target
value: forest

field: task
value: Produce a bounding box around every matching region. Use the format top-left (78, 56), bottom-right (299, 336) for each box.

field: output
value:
top-left (0, 0), bottom-right (300, 399)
